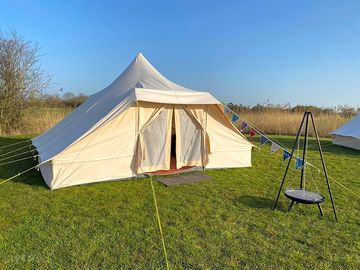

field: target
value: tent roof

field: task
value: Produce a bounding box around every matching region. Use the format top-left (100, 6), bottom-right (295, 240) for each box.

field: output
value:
top-left (331, 113), bottom-right (360, 140)
top-left (105, 52), bottom-right (194, 93)
top-left (88, 53), bottom-right (220, 104)
top-left (32, 54), bottom-right (221, 162)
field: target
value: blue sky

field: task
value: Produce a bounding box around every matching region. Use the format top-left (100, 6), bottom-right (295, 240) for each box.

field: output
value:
top-left (1, 0), bottom-right (359, 107)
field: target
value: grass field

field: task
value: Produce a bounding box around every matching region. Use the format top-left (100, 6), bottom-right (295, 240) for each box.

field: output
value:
top-left (0, 135), bottom-right (359, 269)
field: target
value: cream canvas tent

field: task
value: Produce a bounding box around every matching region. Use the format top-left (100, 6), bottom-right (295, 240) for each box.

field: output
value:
top-left (331, 113), bottom-right (360, 150)
top-left (32, 53), bottom-right (253, 190)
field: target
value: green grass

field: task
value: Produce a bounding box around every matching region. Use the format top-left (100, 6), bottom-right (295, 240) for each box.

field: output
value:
top-left (0, 135), bottom-right (359, 269)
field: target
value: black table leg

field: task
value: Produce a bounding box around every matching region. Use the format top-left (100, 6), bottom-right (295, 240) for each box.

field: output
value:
top-left (317, 203), bottom-right (324, 216)
top-left (288, 200), bottom-right (295, 212)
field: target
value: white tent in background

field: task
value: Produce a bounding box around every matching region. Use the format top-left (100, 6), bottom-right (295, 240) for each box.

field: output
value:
top-left (331, 113), bottom-right (360, 150)
top-left (32, 53), bottom-right (253, 190)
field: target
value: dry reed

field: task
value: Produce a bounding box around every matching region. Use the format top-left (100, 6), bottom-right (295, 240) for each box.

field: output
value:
top-left (236, 111), bottom-right (350, 137)
top-left (0, 107), bottom-right (351, 137)
top-left (11, 107), bottom-right (72, 136)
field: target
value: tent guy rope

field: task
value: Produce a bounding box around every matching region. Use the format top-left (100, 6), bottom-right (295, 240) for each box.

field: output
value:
top-left (0, 144), bottom-right (33, 158)
top-left (0, 155), bottom-right (39, 167)
top-left (0, 149), bottom-right (36, 162)
top-left (149, 174), bottom-right (170, 270)
top-left (0, 162), bottom-right (44, 186)
top-left (268, 146), bottom-right (360, 200)
top-left (0, 139), bottom-right (31, 150)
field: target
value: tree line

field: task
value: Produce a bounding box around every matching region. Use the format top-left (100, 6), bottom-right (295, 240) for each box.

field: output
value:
top-left (227, 102), bottom-right (359, 118)
top-left (0, 30), bottom-right (88, 133)
top-left (31, 92), bottom-right (88, 108)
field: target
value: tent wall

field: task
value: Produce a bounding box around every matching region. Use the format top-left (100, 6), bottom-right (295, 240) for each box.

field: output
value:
top-left (204, 105), bottom-right (252, 168)
top-left (137, 107), bottom-right (173, 173)
top-left (177, 104), bottom-right (252, 169)
top-left (331, 113), bottom-right (360, 150)
top-left (332, 135), bottom-right (360, 150)
top-left (41, 102), bottom-right (252, 190)
top-left (32, 90), bottom-right (136, 163)
top-left (33, 54), bottom-right (253, 190)
top-left (47, 106), bottom-right (138, 189)
top-left (38, 160), bottom-right (54, 188)
top-left (48, 103), bottom-right (169, 189)
top-left (174, 107), bottom-right (203, 168)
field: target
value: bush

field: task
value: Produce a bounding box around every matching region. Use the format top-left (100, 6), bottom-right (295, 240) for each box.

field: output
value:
top-left (0, 31), bottom-right (50, 134)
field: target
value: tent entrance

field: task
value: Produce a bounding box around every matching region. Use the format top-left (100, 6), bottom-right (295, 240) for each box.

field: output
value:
top-left (150, 109), bottom-right (197, 175)
top-left (171, 133), bottom-right (176, 167)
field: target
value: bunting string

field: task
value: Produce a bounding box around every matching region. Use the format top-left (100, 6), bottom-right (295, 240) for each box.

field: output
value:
top-left (225, 107), bottom-right (289, 151)
top-left (224, 104), bottom-right (360, 200)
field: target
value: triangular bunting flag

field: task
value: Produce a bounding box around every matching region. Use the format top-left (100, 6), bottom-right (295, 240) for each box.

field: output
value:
top-left (241, 122), bottom-right (248, 130)
top-left (231, 114), bottom-right (239, 123)
top-left (282, 150), bottom-right (292, 161)
top-left (295, 157), bottom-right (303, 169)
top-left (249, 128), bottom-right (257, 138)
top-left (260, 135), bottom-right (268, 145)
top-left (270, 143), bottom-right (281, 154)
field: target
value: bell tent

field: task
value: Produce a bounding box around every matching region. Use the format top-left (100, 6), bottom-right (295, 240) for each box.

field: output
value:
top-left (32, 53), bottom-right (253, 190)
top-left (331, 113), bottom-right (360, 150)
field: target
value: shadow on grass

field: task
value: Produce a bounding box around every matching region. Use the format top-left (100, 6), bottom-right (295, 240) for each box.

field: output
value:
top-left (0, 136), bottom-right (47, 188)
top-left (0, 136), bottom-right (31, 144)
top-left (235, 195), bottom-right (275, 210)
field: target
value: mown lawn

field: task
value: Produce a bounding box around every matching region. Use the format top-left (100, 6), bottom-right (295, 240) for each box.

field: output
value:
top-left (0, 135), bottom-right (359, 269)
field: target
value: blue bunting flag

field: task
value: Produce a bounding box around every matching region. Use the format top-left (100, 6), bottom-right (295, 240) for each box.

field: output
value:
top-left (260, 135), bottom-right (268, 145)
top-left (283, 150), bottom-right (292, 161)
top-left (295, 157), bottom-right (303, 169)
top-left (231, 114), bottom-right (239, 123)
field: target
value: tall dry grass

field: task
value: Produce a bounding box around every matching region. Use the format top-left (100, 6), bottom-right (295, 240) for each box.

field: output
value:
top-left (0, 107), bottom-right (351, 137)
top-left (10, 107), bottom-right (72, 136)
top-left (235, 111), bottom-right (350, 137)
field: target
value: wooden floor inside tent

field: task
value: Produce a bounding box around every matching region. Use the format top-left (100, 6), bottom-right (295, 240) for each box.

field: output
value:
top-left (150, 156), bottom-right (195, 176)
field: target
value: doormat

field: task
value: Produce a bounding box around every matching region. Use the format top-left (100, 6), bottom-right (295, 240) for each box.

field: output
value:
top-left (156, 173), bottom-right (211, 186)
